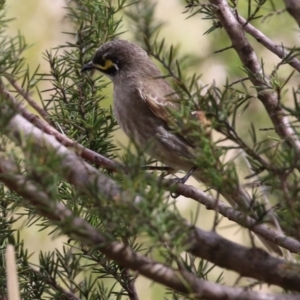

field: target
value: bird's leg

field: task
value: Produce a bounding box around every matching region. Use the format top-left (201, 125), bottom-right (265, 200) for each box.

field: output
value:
top-left (173, 166), bottom-right (198, 184)
top-left (142, 164), bottom-right (197, 198)
top-left (171, 166), bottom-right (197, 199)
top-left (142, 165), bottom-right (175, 183)
top-left (141, 165), bottom-right (174, 172)
top-left (142, 165), bottom-right (174, 177)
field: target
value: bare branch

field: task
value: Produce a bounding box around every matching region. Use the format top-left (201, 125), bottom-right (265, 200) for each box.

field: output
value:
top-left (188, 226), bottom-right (300, 293)
top-left (172, 182), bottom-right (300, 254)
top-left (6, 245), bottom-right (20, 300)
top-left (237, 15), bottom-right (300, 73)
top-left (4, 114), bottom-right (126, 203)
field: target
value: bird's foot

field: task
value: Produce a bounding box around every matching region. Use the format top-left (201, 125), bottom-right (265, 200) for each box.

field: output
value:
top-left (171, 166), bottom-right (197, 198)
top-left (172, 166), bottom-right (197, 184)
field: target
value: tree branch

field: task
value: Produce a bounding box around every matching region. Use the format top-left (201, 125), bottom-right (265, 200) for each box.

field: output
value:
top-left (0, 157), bottom-right (299, 299)
top-left (172, 182), bottom-right (300, 254)
top-left (237, 15), bottom-right (300, 72)
top-left (3, 75), bottom-right (52, 124)
top-left (2, 107), bottom-right (300, 291)
top-left (188, 226), bottom-right (300, 293)
top-left (1, 84), bottom-right (299, 254)
top-left (28, 267), bottom-right (82, 300)
top-left (209, 0), bottom-right (300, 157)
top-left (0, 81), bottom-right (120, 172)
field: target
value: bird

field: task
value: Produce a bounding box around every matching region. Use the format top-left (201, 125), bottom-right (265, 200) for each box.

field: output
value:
top-left (81, 39), bottom-right (282, 255)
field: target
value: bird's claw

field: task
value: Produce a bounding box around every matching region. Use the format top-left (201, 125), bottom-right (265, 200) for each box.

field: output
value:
top-left (170, 166), bottom-right (198, 199)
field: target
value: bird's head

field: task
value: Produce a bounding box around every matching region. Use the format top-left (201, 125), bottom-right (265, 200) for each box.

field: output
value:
top-left (81, 40), bottom-right (151, 78)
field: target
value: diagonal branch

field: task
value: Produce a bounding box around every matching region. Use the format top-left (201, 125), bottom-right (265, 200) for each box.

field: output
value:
top-left (0, 81), bottom-right (120, 172)
top-left (173, 182), bottom-right (300, 254)
top-left (237, 16), bottom-right (300, 73)
top-left (188, 225), bottom-right (300, 292)
top-left (2, 107), bottom-right (300, 291)
top-left (184, 2), bottom-right (300, 72)
top-left (3, 75), bottom-right (52, 124)
top-left (28, 266), bottom-right (81, 300)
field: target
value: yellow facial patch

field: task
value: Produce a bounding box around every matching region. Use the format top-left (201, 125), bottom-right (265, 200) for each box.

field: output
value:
top-left (98, 59), bottom-right (114, 70)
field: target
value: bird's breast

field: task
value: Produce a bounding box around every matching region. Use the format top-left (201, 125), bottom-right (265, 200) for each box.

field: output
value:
top-left (113, 85), bottom-right (160, 146)
top-left (112, 81), bottom-right (194, 170)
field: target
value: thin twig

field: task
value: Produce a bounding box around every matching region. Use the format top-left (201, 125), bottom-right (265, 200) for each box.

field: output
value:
top-left (172, 181), bottom-right (300, 254)
top-left (29, 266), bottom-right (82, 300)
top-left (121, 268), bottom-right (139, 300)
top-left (237, 15), bottom-right (300, 73)
top-left (4, 75), bottom-right (53, 124)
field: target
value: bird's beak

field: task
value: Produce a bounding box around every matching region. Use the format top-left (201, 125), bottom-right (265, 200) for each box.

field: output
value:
top-left (81, 61), bottom-right (96, 72)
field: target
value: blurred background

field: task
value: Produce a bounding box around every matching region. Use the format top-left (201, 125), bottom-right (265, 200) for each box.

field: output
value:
top-left (5, 0), bottom-right (299, 298)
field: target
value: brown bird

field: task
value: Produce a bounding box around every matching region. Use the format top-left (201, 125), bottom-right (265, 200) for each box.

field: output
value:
top-left (82, 39), bottom-right (282, 255)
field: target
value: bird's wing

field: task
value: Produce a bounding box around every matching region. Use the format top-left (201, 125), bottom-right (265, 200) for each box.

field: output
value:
top-left (137, 84), bottom-right (179, 124)
top-left (137, 82), bottom-right (211, 148)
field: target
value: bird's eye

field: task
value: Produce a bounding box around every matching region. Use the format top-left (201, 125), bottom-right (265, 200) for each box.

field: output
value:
top-left (98, 59), bottom-right (115, 70)
top-left (91, 54), bottom-right (119, 76)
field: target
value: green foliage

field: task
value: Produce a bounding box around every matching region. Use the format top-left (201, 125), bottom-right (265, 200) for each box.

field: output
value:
top-left (1, 0), bottom-right (300, 299)
top-left (41, 0), bottom-right (127, 159)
